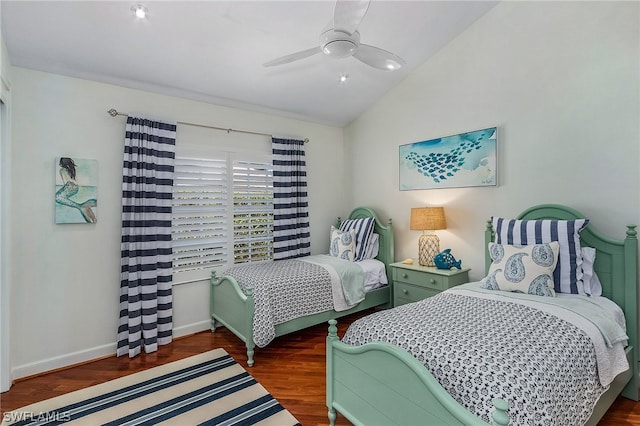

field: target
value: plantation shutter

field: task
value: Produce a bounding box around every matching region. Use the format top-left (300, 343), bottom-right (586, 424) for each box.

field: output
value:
top-left (232, 159), bottom-right (274, 263)
top-left (172, 157), bottom-right (228, 276)
top-left (172, 152), bottom-right (274, 282)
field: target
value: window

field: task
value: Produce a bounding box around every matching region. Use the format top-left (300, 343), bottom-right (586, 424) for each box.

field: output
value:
top-left (233, 160), bottom-right (274, 263)
top-left (172, 157), bottom-right (228, 275)
top-left (172, 153), bottom-right (273, 281)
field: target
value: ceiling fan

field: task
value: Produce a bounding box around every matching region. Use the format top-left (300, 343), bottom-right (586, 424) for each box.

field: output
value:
top-left (263, 0), bottom-right (405, 71)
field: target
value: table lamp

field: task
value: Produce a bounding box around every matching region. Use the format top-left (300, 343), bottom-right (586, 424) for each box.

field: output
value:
top-left (410, 207), bottom-right (446, 266)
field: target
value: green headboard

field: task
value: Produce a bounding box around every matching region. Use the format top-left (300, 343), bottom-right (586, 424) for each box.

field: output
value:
top-left (339, 206), bottom-right (394, 284)
top-left (484, 203), bottom-right (638, 400)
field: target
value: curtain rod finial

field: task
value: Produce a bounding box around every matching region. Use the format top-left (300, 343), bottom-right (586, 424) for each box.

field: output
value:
top-left (108, 108), bottom-right (118, 117)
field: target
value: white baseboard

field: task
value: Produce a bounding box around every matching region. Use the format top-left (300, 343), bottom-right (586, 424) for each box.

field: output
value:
top-left (12, 343), bottom-right (116, 380)
top-left (173, 320), bottom-right (211, 338)
top-left (11, 321), bottom-right (212, 381)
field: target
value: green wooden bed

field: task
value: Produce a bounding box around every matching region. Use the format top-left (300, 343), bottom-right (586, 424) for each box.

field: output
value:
top-left (210, 206), bottom-right (394, 366)
top-left (326, 204), bottom-right (638, 425)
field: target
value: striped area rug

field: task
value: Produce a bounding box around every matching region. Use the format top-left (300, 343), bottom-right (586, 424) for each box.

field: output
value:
top-left (1, 349), bottom-right (300, 426)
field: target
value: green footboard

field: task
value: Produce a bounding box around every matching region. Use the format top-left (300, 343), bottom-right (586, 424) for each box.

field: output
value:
top-left (210, 271), bottom-right (256, 366)
top-left (326, 320), bottom-right (509, 426)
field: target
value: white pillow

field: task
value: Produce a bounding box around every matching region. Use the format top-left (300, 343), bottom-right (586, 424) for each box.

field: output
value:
top-left (329, 226), bottom-right (355, 261)
top-left (581, 247), bottom-right (602, 297)
top-left (481, 242), bottom-right (560, 297)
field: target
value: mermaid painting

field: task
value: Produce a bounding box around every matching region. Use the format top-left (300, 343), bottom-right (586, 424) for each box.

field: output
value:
top-left (55, 157), bottom-right (97, 223)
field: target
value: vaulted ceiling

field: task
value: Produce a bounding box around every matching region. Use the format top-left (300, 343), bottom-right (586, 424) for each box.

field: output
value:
top-left (2, 1), bottom-right (497, 127)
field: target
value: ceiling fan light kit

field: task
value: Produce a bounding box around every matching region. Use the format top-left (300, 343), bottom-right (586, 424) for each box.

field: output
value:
top-left (131, 4), bottom-right (148, 20)
top-left (321, 30), bottom-right (359, 58)
top-left (264, 0), bottom-right (404, 71)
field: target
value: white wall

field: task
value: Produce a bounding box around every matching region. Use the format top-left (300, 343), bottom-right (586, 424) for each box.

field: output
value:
top-left (1, 33), bottom-right (14, 391)
top-left (9, 68), bottom-right (345, 378)
top-left (345, 1), bottom-right (640, 281)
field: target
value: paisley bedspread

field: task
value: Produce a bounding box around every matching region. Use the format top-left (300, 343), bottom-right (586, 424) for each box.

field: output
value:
top-left (224, 257), bottom-right (364, 348)
top-left (341, 283), bottom-right (629, 426)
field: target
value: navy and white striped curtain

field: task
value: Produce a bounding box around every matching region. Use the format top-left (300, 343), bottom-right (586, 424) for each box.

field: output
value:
top-left (117, 116), bottom-right (176, 358)
top-left (271, 138), bottom-right (311, 260)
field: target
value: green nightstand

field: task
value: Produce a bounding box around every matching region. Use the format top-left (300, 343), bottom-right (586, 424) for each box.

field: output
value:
top-left (390, 261), bottom-right (470, 307)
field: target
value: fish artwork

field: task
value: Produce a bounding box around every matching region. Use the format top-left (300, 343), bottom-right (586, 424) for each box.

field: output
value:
top-left (433, 249), bottom-right (462, 270)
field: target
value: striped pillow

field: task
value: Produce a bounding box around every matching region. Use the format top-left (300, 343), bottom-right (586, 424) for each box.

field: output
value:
top-left (340, 217), bottom-right (375, 262)
top-left (492, 217), bottom-right (589, 294)
top-left (363, 233), bottom-right (380, 260)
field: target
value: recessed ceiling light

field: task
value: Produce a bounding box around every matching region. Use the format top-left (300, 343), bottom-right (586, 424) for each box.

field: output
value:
top-left (339, 73), bottom-right (349, 83)
top-left (131, 4), bottom-right (148, 19)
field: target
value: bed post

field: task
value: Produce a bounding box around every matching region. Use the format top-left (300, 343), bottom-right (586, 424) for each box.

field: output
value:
top-left (326, 319), bottom-right (338, 426)
top-left (485, 219), bottom-right (495, 274)
top-left (245, 287), bottom-right (256, 367)
top-left (491, 399), bottom-right (509, 426)
top-left (210, 271), bottom-right (219, 332)
top-left (623, 224), bottom-right (638, 400)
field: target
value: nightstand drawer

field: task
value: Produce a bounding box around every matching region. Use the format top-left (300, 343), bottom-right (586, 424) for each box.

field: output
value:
top-left (389, 262), bottom-right (470, 308)
top-left (395, 282), bottom-right (441, 303)
top-left (394, 268), bottom-right (445, 290)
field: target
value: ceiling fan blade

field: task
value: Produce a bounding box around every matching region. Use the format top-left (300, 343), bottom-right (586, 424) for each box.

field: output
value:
top-left (333, 0), bottom-right (370, 35)
top-left (263, 47), bottom-right (322, 67)
top-left (353, 44), bottom-right (405, 71)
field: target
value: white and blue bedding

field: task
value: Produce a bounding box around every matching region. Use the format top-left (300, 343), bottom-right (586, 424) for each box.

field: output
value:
top-left (223, 255), bottom-right (386, 348)
top-left (302, 255), bottom-right (365, 307)
top-left (342, 282), bottom-right (628, 426)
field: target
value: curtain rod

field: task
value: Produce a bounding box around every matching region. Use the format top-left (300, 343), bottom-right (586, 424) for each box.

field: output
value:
top-left (107, 108), bottom-right (309, 143)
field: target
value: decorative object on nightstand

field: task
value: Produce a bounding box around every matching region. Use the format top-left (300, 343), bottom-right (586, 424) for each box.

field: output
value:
top-left (433, 249), bottom-right (462, 270)
top-left (410, 207), bottom-right (446, 267)
top-left (389, 261), bottom-right (470, 307)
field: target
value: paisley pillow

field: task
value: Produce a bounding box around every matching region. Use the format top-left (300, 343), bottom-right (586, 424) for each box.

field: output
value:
top-left (491, 217), bottom-right (588, 295)
top-left (481, 242), bottom-right (560, 297)
top-left (329, 226), bottom-right (355, 261)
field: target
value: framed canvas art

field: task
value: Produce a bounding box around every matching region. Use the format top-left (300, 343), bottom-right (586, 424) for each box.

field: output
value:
top-left (55, 157), bottom-right (98, 224)
top-left (399, 127), bottom-right (497, 190)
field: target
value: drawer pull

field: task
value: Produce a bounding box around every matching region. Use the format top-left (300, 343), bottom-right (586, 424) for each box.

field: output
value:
top-left (403, 289), bottom-right (408, 294)
top-left (402, 273), bottom-right (408, 279)
top-left (429, 278), bottom-right (436, 284)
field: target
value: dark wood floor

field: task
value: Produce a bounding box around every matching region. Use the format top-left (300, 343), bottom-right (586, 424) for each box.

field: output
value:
top-left (1, 310), bottom-right (639, 425)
